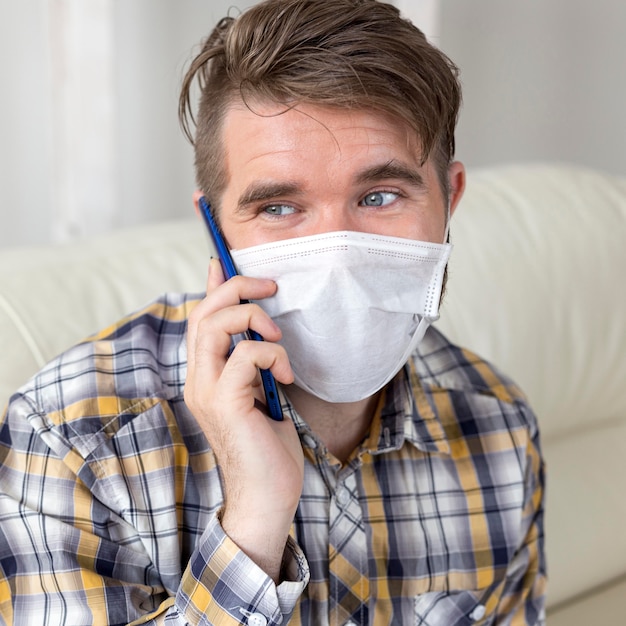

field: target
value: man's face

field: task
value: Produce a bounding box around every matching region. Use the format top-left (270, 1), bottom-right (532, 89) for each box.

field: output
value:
top-left (200, 101), bottom-right (464, 249)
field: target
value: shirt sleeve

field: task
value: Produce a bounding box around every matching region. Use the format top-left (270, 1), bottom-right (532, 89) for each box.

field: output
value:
top-left (162, 513), bottom-right (308, 625)
top-left (493, 404), bottom-right (547, 625)
top-left (0, 395), bottom-right (308, 626)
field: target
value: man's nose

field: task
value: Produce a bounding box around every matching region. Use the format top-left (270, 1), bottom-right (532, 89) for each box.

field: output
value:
top-left (307, 205), bottom-right (362, 235)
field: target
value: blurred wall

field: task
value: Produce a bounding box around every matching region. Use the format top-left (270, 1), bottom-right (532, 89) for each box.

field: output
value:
top-left (0, 0), bottom-right (256, 249)
top-left (0, 0), bottom-right (624, 249)
top-left (0, 0), bottom-right (52, 248)
top-left (436, 0), bottom-right (626, 177)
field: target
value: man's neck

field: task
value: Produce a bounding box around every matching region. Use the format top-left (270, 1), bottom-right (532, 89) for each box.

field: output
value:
top-left (285, 384), bottom-right (382, 464)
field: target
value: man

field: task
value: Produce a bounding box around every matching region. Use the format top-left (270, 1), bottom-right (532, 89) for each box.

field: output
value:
top-left (0, 0), bottom-right (546, 624)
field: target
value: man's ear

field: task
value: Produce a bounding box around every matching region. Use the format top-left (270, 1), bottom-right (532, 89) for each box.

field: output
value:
top-left (192, 190), bottom-right (204, 217)
top-left (448, 161), bottom-right (466, 217)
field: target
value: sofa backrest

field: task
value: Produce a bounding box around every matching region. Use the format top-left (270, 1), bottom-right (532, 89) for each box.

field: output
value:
top-left (0, 220), bottom-right (208, 405)
top-left (437, 163), bottom-right (626, 608)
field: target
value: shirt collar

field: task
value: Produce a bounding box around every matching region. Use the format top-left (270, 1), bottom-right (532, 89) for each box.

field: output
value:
top-left (281, 360), bottom-right (451, 458)
top-left (364, 361), bottom-right (451, 456)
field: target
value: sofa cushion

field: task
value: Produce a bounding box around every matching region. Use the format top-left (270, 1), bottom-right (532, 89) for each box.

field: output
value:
top-left (546, 576), bottom-right (626, 626)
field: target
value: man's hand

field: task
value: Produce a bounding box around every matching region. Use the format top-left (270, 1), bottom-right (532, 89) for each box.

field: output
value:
top-left (185, 259), bottom-right (303, 583)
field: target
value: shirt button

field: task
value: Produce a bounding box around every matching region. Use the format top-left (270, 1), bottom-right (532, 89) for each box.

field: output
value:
top-left (469, 604), bottom-right (486, 621)
top-left (247, 613), bottom-right (268, 626)
top-left (302, 434), bottom-right (317, 449)
top-left (344, 621), bottom-right (358, 626)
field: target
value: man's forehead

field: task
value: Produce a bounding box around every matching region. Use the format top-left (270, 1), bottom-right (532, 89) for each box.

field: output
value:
top-left (223, 98), bottom-right (423, 150)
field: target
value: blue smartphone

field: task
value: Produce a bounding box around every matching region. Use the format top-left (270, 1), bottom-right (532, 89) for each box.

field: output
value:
top-left (198, 196), bottom-right (283, 421)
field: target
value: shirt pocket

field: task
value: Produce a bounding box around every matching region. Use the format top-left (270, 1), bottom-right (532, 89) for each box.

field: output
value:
top-left (414, 587), bottom-right (497, 626)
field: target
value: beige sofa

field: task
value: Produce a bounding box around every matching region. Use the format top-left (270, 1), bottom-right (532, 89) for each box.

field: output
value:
top-left (1, 163), bottom-right (625, 624)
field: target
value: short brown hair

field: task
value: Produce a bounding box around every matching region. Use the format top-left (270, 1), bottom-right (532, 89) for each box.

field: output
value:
top-left (179, 0), bottom-right (461, 210)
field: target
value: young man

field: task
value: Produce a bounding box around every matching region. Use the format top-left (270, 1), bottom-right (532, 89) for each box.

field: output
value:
top-left (0, 1), bottom-right (546, 624)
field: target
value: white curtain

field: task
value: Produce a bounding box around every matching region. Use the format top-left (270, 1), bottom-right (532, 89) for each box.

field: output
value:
top-left (48, 0), bottom-right (118, 243)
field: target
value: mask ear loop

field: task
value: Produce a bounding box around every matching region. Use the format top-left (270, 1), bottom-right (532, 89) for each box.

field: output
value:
top-left (443, 201), bottom-right (451, 244)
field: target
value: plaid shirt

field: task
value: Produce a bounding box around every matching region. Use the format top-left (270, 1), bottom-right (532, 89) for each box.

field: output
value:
top-left (0, 293), bottom-right (546, 625)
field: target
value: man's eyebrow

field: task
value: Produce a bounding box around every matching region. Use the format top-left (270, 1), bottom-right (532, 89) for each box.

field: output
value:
top-left (235, 161), bottom-right (425, 211)
top-left (356, 161), bottom-right (426, 189)
top-left (237, 181), bottom-right (303, 212)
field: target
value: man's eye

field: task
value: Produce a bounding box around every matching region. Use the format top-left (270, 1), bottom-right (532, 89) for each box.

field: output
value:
top-left (263, 204), bottom-right (297, 216)
top-left (360, 191), bottom-right (399, 207)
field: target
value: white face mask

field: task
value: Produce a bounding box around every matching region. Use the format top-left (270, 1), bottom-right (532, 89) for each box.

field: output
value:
top-left (231, 231), bottom-right (452, 403)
